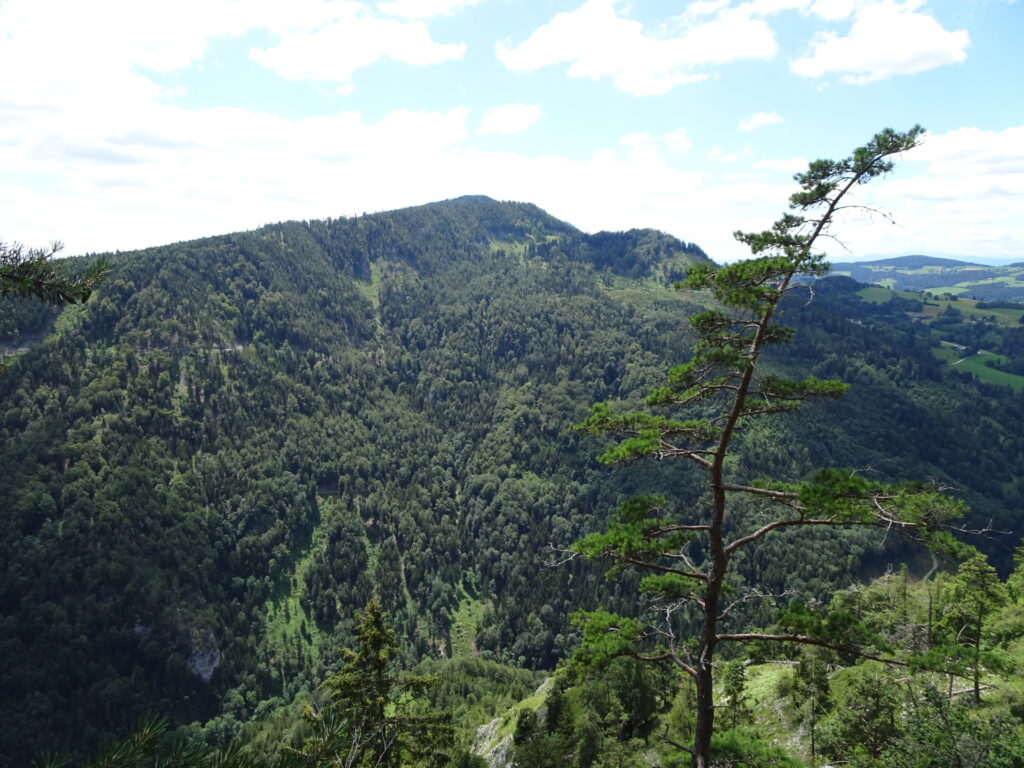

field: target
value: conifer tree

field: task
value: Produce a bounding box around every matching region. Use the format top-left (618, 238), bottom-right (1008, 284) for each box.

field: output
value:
top-left (569, 125), bottom-right (967, 768)
top-left (0, 241), bottom-right (108, 305)
top-left (287, 601), bottom-right (452, 768)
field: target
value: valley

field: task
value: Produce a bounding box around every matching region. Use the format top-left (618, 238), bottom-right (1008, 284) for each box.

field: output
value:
top-left (1, 197), bottom-right (1023, 766)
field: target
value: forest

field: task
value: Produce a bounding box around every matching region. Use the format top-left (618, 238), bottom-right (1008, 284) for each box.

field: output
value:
top-left (2, 186), bottom-right (1024, 766)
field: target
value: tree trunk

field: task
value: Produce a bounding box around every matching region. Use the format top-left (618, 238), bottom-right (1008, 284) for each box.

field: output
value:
top-left (692, 485), bottom-right (728, 768)
top-left (973, 614), bottom-right (982, 705)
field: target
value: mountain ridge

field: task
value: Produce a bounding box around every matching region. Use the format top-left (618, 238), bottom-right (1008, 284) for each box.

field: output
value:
top-left (0, 197), bottom-right (1021, 761)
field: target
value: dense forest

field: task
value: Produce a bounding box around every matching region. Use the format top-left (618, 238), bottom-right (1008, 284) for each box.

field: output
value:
top-left (1, 195), bottom-right (1023, 765)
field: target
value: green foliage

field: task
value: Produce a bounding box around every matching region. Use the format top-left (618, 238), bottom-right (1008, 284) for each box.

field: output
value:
top-left (2, 198), bottom-right (709, 759)
top-left (511, 659), bottom-right (677, 768)
top-left (705, 729), bottom-right (805, 768)
top-left (568, 611), bottom-right (647, 671)
top-left (289, 601), bottom-right (452, 767)
top-left (721, 660), bottom-right (748, 729)
top-left (884, 683), bottom-right (1024, 768)
top-left (569, 126), bottom-right (970, 767)
top-left (0, 241), bottom-right (109, 306)
top-left (572, 496), bottom-right (692, 570)
top-left (817, 662), bottom-right (901, 760)
top-left (1, 187), bottom-right (1022, 765)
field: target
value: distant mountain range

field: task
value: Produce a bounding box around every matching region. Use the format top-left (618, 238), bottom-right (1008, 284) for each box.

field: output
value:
top-left (855, 252), bottom-right (1024, 266)
top-left (830, 255), bottom-right (1024, 302)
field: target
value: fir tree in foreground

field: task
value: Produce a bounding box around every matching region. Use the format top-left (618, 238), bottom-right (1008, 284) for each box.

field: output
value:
top-left (568, 125), bottom-right (972, 768)
top-left (0, 241), bottom-right (108, 305)
top-left (284, 600), bottom-right (453, 768)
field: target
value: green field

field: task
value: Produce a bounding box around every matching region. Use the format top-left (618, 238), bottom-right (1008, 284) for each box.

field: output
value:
top-left (934, 348), bottom-right (1024, 392)
top-left (858, 286), bottom-right (1024, 327)
top-left (856, 285), bottom-right (894, 304)
top-left (917, 296), bottom-right (1024, 326)
top-left (932, 342), bottom-right (961, 363)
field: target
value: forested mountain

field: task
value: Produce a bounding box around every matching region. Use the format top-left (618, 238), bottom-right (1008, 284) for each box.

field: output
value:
top-left (1, 196), bottom-right (1022, 762)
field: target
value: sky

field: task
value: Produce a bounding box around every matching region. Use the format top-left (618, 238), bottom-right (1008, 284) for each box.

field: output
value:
top-left (1, 0), bottom-right (1021, 263)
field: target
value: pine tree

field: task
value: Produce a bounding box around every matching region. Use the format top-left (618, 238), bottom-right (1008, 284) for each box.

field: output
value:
top-left (569, 125), bottom-right (967, 768)
top-left (0, 241), bottom-right (108, 305)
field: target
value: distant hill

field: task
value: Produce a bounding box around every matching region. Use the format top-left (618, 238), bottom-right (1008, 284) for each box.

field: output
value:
top-left (830, 254), bottom-right (1024, 302)
top-left (837, 254), bottom-right (984, 269)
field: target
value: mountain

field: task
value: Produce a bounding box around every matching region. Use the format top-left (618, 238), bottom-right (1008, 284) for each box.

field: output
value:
top-left (842, 254), bottom-right (984, 268)
top-left (0, 198), bottom-right (1022, 761)
top-left (830, 254), bottom-right (1024, 302)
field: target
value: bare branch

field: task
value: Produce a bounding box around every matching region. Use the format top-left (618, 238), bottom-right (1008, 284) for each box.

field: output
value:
top-left (618, 556), bottom-right (708, 582)
top-left (725, 509), bottom-right (941, 555)
top-left (659, 724), bottom-right (695, 755)
top-left (718, 588), bottom-right (796, 622)
top-left (715, 632), bottom-right (977, 682)
top-left (543, 544), bottom-right (579, 568)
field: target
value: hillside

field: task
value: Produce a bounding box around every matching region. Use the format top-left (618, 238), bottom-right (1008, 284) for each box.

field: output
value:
top-left (1, 198), bottom-right (1022, 761)
top-left (832, 255), bottom-right (1024, 301)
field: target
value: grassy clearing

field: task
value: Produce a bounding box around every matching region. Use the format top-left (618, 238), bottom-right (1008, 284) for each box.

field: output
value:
top-left (933, 347), bottom-right (1024, 392)
top-left (744, 664), bottom-right (792, 707)
top-left (450, 591), bottom-right (487, 659)
top-left (901, 293), bottom-right (1024, 326)
top-left (932, 343), bottom-right (960, 363)
top-left (261, 498), bottom-right (345, 669)
top-left (353, 261), bottom-right (384, 309)
top-left (949, 351), bottom-right (1024, 393)
top-left (856, 285), bottom-right (894, 304)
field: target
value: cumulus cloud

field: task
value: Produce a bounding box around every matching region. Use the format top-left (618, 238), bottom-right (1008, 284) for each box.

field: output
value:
top-left (914, 126), bottom-right (1024, 177)
top-left (477, 104), bottom-right (542, 135)
top-left (810, 125), bottom-right (1024, 258)
top-left (806, 0), bottom-right (865, 20)
top-left (495, 0), bottom-right (776, 96)
top-left (739, 111), bottom-right (784, 131)
top-left (0, 0), bottom-right (1017, 266)
top-left (377, 0), bottom-right (484, 18)
top-left (250, 8), bottom-right (466, 93)
top-left (665, 130), bottom-right (694, 154)
top-left (754, 157), bottom-right (807, 172)
top-left (791, 0), bottom-right (969, 83)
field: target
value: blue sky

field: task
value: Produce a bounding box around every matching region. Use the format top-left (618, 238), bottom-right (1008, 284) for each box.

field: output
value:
top-left (1, 0), bottom-right (1021, 262)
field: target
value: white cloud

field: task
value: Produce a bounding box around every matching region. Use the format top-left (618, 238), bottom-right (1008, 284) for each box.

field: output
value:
top-left (709, 147), bottom-right (742, 163)
top-left (0, 0), bottom-right (466, 106)
top-left (914, 126), bottom-right (1024, 177)
top-left (754, 157), bottom-right (807, 172)
top-left (739, 111), bottom-right (784, 131)
top-left (665, 130), bottom-right (693, 154)
top-left (477, 104), bottom-right (542, 135)
top-left (0, 0), bottom-right (1018, 268)
top-left (791, 0), bottom-right (969, 83)
top-left (0, 0), bottom-right (247, 111)
top-left (6, 105), bottom-right (1023, 268)
top-left (496, 0), bottom-right (775, 96)
top-left (806, 0), bottom-right (865, 20)
top-left (377, 0), bottom-right (484, 18)
top-left (250, 9), bottom-right (465, 92)
top-left (809, 125), bottom-right (1024, 258)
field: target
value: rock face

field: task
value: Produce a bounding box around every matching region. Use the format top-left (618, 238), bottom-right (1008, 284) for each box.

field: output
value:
top-left (473, 677), bottom-right (553, 768)
top-left (187, 629), bottom-right (221, 683)
top-left (474, 718), bottom-right (514, 768)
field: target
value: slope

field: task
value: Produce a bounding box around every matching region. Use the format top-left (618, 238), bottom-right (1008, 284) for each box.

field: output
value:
top-left (0, 199), bottom-right (1021, 761)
